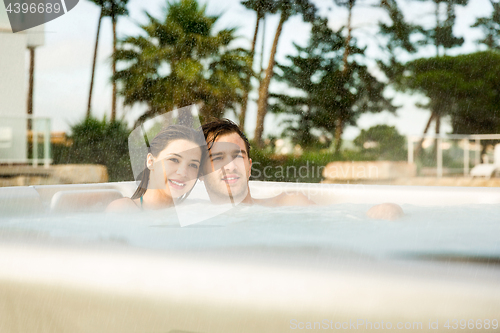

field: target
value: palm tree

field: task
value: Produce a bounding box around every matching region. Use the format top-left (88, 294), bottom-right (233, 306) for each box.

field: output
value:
top-left (239, 0), bottom-right (277, 130)
top-left (87, 0), bottom-right (104, 118)
top-left (253, 0), bottom-right (317, 148)
top-left (114, 0), bottom-right (252, 127)
top-left (86, 0), bottom-right (128, 120)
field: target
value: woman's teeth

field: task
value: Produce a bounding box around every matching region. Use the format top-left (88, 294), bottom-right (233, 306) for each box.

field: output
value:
top-left (170, 180), bottom-right (185, 187)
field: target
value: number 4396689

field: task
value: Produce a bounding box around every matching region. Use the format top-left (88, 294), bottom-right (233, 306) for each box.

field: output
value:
top-left (444, 319), bottom-right (498, 330)
top-left (6, 2), bottom-right (62, 14)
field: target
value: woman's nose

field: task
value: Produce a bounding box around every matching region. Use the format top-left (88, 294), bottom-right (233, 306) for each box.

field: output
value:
top-left (176, 163), bottom-right (189, 177)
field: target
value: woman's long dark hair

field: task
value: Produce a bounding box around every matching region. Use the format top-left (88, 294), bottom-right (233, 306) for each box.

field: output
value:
top-left (131, 125), bottom-right (207, 200)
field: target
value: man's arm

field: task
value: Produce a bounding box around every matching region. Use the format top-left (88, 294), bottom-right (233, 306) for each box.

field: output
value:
top-left (253, 192), bottom-right (315, 207)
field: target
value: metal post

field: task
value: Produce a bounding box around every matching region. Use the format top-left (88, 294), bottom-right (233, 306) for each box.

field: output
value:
top-left (437, 137), bottom-right (443, 178)
top-left (464, 138), bottom-right (469, 176)
top-left (475, 139), bottom-right (481, 165)
top-left (408, 136), bottom-right (413, 164)
top-left (32, 120), bottom-right (38, 168)
top-left (44, 118), bottom-right (50, 168)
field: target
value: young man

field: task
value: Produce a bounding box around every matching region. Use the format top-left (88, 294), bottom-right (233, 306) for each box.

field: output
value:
top-left (199, 118), bottom-right (404, 220)
top-left (200, 119), bottom-right (314, 206)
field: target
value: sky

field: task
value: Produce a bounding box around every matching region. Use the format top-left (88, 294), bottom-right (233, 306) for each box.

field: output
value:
top-left (24, 0), bottom-right (494, 141)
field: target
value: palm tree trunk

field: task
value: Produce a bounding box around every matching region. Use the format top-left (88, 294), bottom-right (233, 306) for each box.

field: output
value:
top-left (111, 12), bottom-right (117, 122)
top-left (239, 14), bottom-right (261, 130)
top-left (254, 12), bottom-right (286, 148)
top-left (87, 9), bottom-right (103, 118)
top-left (259, 15), bottom-right (266, 80)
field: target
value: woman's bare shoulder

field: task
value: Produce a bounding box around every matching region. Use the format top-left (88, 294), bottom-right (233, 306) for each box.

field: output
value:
top-left (106, 197), bottom-right (141, 213)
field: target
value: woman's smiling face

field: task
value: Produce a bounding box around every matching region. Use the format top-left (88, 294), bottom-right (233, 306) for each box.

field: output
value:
top-left (148, 139), bottom-right (202, 199)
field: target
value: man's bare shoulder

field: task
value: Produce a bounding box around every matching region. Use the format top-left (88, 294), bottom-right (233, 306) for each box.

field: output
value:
top-left (366, 203), bottom-right (404, 221)
top-left (254, 192), bottom-right (315, 207)
top-left (106, 197), bottom-right (141, 213)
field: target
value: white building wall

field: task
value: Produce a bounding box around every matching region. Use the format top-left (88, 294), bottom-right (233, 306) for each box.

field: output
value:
top-left (0, 33), bottom-right (28, 161)
top-left (0, 1), bottom-right (44, 162)
top-left (0, 1), bottom-right (10, 32)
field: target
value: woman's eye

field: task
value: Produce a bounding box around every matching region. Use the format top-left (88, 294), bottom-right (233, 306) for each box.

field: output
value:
top-left (212, 157), bottom-right (222, 161)
top-left (169, 158), bottom-right (179, 163)
top-left (189, 164), bottom-right (199, 169)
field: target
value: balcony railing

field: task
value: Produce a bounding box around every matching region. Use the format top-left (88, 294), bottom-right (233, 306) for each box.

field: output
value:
top-left (0, 115), bottom-right (51, 167)
top-left (407, 134), bottom-right (500, 177)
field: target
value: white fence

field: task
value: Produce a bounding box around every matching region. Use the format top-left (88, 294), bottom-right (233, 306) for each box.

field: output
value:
top-left (0, 115), bottom-right (51, 167)
top-left (407, 134), bottom-right (500, 177)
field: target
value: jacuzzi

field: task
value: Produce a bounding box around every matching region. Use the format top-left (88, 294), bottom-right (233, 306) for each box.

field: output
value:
top-left (0, 181), bottom-right (499, 333)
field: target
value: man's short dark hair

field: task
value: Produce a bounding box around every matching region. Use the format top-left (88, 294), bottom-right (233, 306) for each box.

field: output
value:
top-left (201, 118), bottom-right (251, 157)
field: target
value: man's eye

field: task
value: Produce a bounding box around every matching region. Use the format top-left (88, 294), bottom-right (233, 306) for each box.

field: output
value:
top-left (212, 157), bottom-right (222, 161)
top-left (233, 154), bottom-right (244, 159)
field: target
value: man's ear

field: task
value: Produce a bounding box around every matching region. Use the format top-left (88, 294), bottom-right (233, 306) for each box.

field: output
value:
top-left (247, 158), bottom-right (252, 180)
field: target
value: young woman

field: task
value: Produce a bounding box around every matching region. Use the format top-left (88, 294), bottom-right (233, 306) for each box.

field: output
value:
top-left (107, 125), bottom-right (206, 212)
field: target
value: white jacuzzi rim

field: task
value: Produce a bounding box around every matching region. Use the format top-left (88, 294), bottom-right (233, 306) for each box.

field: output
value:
top-left (2, 180), bottom-right (500, 215)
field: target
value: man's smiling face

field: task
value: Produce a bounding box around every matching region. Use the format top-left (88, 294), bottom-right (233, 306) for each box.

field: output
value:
top-left (201, 132), bottom-right (252, 203)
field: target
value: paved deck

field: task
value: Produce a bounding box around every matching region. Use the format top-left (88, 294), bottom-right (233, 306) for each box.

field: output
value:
top-left (323, 177), bottom-right (500, 187)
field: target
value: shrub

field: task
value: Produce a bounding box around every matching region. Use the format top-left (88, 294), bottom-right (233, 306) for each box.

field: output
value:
top-left (353, 124), bottom-right (407, 161)
top-left (53, 117), bottom-right (133, 182)
top-left (249, 144), bottom-right (336, 183)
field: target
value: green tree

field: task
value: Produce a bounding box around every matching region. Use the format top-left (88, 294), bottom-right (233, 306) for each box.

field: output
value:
top-left (328, 0), bottom-right (416, 152)
top-left (418, 0), bottom-right (469, 140)
top-left (253, 0), bottom-right (318, 147)
top-left (472, 0), bottom-right (500, 49)
top-left (239, 0), bottom-right (277, 130)
top-left (354, 124), bottom-right (407, 160)
top-left (87, 0), bottom-right (129, 120)
top-left (332, 0), bottom-right (357, 152)
top-left (271, 19), bottom-right (394, 151)
top-left (378, 0), bottom-right (417, 55)
top-left (114, 0), bottom-right (252, 126)
top-left (445, 52), bottom-right (500, 135)
top-left (395, 51), bottom-right (500, 148)
top-left (380, 0), bottom-right (468, 146)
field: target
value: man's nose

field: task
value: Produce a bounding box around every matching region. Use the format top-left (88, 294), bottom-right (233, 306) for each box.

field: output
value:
top-left (223, 158), bottom-right (238, 171)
